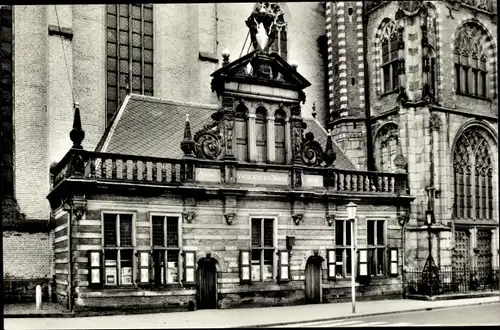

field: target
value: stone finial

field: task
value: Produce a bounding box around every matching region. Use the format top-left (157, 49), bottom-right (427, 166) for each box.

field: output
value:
top-left (222, 49), bottom-right (230, 66)
top-left (70, 102), bottom-right (85, 149)
top-left (289, 60), bottom-right (298, 70)
top-left (180, 114), bottom-right (195, 157)
top-left (323, 129), bottom-right (336, 167)
top-left (312, 103), bottom-right (317, 119)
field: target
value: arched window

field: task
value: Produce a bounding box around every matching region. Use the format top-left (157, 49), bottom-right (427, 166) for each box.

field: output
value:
top-left (380, 21), bottom-right (399, 94)
top-left (235, 104), bottom-right (248, 162)
top-left (453, 129), bottom-right (493, 220)
top-left (255, 107), bottom-right (267, 163)
top-left (274, 110), bottom-right (286, 164)
top-left (374, 123), bottom-right (399, 172)
top-left (454, 22), bottom-right (495, 98)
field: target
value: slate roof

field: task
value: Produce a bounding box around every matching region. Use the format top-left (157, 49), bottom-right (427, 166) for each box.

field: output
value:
top-left (96, 94), bottom-right (355, 170)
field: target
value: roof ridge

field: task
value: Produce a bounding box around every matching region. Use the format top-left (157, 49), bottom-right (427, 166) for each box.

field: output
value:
top-left (305, 118), bottom-right (356, 169)
top-left (99, 95), bottom-right (131, 153)
top-left (129, 93), bottom-right (219, 110)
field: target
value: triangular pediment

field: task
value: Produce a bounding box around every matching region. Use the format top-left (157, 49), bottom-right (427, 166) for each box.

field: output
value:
top-left (211, 51), bottom-right (311, 91)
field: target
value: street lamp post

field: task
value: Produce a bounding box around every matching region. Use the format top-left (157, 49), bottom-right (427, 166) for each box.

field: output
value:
top-left (346, 202), bottom-right (358, 314)
top-left (422, 209), bottom-right (440, 296)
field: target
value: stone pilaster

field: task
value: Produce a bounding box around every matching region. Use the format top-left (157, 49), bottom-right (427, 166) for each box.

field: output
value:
top-left (247, 113), bottom-right (256, 162)
top-left (266, 115), bottom-right (275, 163)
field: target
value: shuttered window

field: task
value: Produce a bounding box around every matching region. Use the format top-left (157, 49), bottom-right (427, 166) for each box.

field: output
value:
top-left (255, 108), bottom-right (267, 163)
top-left (274, 110), bottom-right (286, 164)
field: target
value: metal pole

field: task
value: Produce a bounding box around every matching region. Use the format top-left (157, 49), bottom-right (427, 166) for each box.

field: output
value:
top-left (351, 218), bottom-right (356, 314)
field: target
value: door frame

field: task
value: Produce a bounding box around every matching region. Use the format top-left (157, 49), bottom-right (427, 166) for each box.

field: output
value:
top-left (304, 255), bottom-right (323, 304)
top-left (196, 256), bottom-right (218, 309)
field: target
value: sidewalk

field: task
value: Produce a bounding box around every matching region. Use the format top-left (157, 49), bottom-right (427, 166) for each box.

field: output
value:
top-left (3, 294), bottom-right (500, 328)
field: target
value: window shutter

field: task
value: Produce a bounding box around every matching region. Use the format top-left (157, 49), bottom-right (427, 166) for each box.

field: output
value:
top-left (137, 250), bottom-right (151, 285)
top-left (278, 250), bottom-right (290, 283)
top-left (183, 251), bottom-right (196, 285)
top-left (88, 250), bottom-right (103, 288)
top-left (389, 248), bottom-right (399, 277)
top-left (358, 249), bottom-right (369, 277)
top-left (240, 250), bottom-right (251, 284)
top-left (327, 249), bottom-right (336, 280)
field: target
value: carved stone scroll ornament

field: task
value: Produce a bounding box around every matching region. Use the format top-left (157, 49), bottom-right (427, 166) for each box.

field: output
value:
top-left (301, 132), bottom-right (324, 167)
top-left (292, 213), bottom-right (303, 226)
top-left (194, 122), bottom-right (222, 160)
top-left (183, 211), bottom-right (195, 224)
top-left (224, 213), bottom-right (236, 225)
top-left (326, 214), bottom-right (335, 226)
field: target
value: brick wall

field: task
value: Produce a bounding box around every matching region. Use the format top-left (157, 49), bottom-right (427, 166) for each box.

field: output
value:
top-left (62, 193), bottom-right (403, 311)
top-left (3, 231), bottom-right (52, 279)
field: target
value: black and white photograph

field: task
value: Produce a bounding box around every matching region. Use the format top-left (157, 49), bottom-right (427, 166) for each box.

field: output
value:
top-left (1, 1), bottom-right (499, 328)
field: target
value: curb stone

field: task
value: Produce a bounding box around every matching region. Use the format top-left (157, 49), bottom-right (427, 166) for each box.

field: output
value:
top-left (234, 300), bottom-right (500, 328)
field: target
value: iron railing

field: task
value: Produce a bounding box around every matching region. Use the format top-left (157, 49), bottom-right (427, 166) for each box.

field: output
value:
top-left (405, 266), bottom-right (499, 297)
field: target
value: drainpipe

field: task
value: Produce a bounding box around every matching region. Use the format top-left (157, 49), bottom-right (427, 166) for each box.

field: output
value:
top-left (362, 9), bottom-right (374, 171)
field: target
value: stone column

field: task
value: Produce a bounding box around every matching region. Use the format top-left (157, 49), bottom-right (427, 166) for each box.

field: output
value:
top-left (247, 113), bottom-right (256, 162)
top-left (266, 115), bottom-right (275, 163)
top-left (491, 228), bottom-right (499, 269)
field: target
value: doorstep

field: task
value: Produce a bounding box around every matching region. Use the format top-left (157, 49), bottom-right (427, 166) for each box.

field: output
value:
top-left (407, 290), bottom-right (499, 301)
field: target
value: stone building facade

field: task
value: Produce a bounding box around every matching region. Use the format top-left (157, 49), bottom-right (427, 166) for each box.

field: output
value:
top-left (1, 1), bottom-right (498, 307)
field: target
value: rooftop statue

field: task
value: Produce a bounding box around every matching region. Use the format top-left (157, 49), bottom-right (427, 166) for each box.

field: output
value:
top-left (245, 2), bottom-right (284, 53)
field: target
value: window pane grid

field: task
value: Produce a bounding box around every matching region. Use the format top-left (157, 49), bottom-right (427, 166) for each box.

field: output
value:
top-left (106, 4), bottom-right (153, 125)
top-left (251, 218), bottom-right (274, 281)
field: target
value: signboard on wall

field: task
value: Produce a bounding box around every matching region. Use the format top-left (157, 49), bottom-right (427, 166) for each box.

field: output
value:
top-left (195, 168), bottom-right (221, 183)
top-left (302, 174), bottom-right (323, 188)
top-left (237, 171), bottom-right (290, 186)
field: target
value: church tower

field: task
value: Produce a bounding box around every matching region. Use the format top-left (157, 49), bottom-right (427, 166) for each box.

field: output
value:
top-left (326, 1), bottom-right (371, 170)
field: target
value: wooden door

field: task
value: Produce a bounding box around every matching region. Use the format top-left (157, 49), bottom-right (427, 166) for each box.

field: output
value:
top-left (477, 230), bottom-right (492, 270)
top-left (197, 258), bottom-right (217, 309)
top-left (305, 257), bottom-right (322, 304)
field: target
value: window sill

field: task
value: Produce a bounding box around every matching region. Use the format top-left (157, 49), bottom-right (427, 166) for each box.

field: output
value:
top-left (456, 92), bottom-right (491, 102)
top-left (380, 89), bottom-right (399, 98)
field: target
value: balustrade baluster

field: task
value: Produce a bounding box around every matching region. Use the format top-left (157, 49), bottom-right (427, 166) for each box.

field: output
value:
top-left (89, 157), bottom-right (96, 178)
top-left (111, 159), bottom-right (117, 179)
top-left (180, 162), bottom-right (185, 182)
top-left (357, 174), bottom-right (363, 192)
top-left (121, 160), bottom-right (127, 180)
top-left (351, 174), bottom-right (356, 192)
top-left (171, 163), bottom-right (177, 183)
top-left (152, 162), bottom-right (158, 182)
top-left (100, 158), bottom-right (106, 179)
top-left (132, 161), bottom-right (138, 181)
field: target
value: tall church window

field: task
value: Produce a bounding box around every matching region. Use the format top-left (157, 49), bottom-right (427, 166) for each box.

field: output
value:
top-left (106, 4), bottom-right (154, 124)
top-left (235, 104), bottom-right (249, 162)
top-left (453, 129), bottom-right (494, 220)
top-left (255, 107), bottom-right (267, 163)
top-left (380, 21), bottom-right (399, 93)
top-left (274, 109), bottom-right (286, 164)
top-left (454, 23), bottom-right (494, 99)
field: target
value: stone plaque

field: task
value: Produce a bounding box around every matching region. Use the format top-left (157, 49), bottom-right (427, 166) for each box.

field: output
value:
top-left (237, 170), bottom-right (290, 186)
top-left (303, 174), bottom-right (324, 188)
top-left (195, 168), bottom-right (221, 183)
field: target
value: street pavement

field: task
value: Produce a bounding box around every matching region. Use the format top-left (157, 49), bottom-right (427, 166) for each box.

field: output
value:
top-left (270, 304), bottom-right (500, 327)
top-left (4, 296), bottom-right (499, 329)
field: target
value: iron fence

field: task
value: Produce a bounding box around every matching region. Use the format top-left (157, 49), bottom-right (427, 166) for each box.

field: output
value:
top-left (405, 266), bottom-right (499, 297)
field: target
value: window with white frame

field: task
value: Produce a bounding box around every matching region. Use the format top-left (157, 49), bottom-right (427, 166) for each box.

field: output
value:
top-left (251, 218), bottom-right (275, 281)
top-left (103, 213), bottom-right (135, 286)
top-left (367, 220), bottom-right (386, 276)
top-left (334, 219), bottom-right (353, 278)
top-left (151, 215), bottom-right (181, 285)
